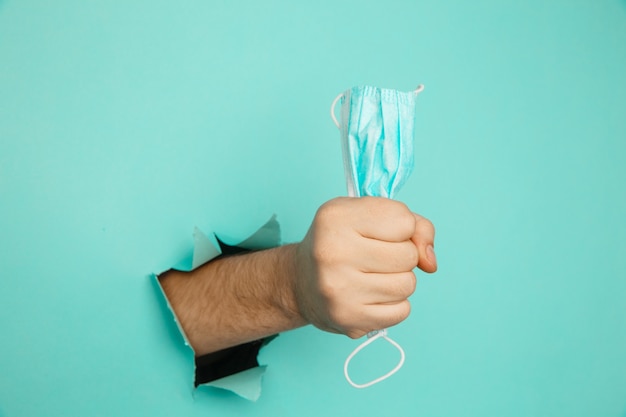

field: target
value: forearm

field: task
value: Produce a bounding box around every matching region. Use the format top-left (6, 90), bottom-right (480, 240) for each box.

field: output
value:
top-left (159, 244), bottom-right (307, 356)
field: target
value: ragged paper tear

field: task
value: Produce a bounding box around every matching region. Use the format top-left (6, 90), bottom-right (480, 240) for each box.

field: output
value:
top-left (154, 215), bottom-right (281, 401)
top-left (204, 366), bottom-right (267, 400)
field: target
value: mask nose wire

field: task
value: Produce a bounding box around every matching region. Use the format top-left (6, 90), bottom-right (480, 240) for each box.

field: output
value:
top-left (331, 85), bottom-right (424, 129)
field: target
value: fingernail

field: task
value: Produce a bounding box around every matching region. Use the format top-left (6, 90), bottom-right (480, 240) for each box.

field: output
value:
top-left (426, 245), bottom-right (437, 265)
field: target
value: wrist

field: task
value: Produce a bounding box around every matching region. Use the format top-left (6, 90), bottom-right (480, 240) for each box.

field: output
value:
top-left (271, 244), bottom-right (308, 327)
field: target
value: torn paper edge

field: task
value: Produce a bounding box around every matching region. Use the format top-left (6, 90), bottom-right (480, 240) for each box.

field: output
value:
top-left (154, 215), bottom-right (281, 401)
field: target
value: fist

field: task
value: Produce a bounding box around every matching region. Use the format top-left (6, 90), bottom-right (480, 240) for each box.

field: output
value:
top-left (294, 197), bottom-right (437, 339)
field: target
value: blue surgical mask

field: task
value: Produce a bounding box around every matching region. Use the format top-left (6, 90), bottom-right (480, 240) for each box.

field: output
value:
top-left (331, 84), bottom-right (424, 388)
top-left (332, 85), bottom-right (422, 199)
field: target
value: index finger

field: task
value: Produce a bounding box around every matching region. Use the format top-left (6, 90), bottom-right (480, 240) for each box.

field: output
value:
top-left (348, 197), bottom-right (417, 242)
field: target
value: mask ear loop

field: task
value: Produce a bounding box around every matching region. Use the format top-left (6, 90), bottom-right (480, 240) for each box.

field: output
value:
top-left (343, 329), bottom-right (405, 388)
top-left (330, 92), bottom-right (343, 129)
top-left (330, 84), bottom-right (424, 388)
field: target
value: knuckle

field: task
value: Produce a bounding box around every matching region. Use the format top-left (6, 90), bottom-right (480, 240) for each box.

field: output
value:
top-left (399, 301), bottom-right (411, 321)
top-left (390, 243), bottom-right (418, 271)
top-left (403, 271), bottom-right (417, 296)
top-left (416, 216), bottom-right (435, 235)
top-left (395, 208), bottom-right (416, 234)
top-left (393, 301), bottom-right (411, 324)
top-left (410, 274), bottom-right (418, 295)
top-left (316, 198), bottom-right (348, 225)
top-left (389, 272), bottom-right (417, 298)
top-left (405, 244), bottom-right (419, 268)
top-left (364, 196), bottom-right (411, 218)
top-left (394, 200), bottom-right (412, 216)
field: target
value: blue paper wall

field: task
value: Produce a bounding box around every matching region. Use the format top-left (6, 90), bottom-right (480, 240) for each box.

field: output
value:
top-left (1, 1), bottom-right (625, 416)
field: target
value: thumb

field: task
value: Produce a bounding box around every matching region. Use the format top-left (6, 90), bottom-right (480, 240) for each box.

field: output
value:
top-left (411, 213), bottom-right (437, 273)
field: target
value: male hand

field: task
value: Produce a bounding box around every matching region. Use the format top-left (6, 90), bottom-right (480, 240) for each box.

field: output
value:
top-left (294, 197), bottom-right (437, 339)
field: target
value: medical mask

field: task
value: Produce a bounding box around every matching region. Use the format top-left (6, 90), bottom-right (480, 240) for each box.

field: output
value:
top-left (331, 84), bottom-right (424, 388)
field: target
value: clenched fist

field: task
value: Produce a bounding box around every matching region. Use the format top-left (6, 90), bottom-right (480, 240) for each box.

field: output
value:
top-left (294, 197), bottom-right (437, 339)
top-left (159, 196), bottom-right (437, 356)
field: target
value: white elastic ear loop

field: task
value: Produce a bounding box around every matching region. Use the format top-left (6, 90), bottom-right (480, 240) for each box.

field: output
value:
top-left (330, 92), bottom-right (343, 129)
top-left (343, 329), bottom-right (406, 389)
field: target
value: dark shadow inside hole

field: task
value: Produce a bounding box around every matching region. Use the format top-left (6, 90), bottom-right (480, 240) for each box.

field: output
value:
top-left (194, 335), bottom-right (277, 386)
top-left (186, 238), bottom-right (278, 386)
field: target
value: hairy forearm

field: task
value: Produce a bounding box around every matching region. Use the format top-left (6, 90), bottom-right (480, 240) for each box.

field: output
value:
top-left (159, 244), bottom-right (307, 356)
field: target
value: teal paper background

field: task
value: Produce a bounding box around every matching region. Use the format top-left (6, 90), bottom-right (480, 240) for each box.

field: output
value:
top-left (1, 1), bottom-right (625, 416)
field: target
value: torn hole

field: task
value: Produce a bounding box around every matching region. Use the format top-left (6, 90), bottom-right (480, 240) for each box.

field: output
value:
top-left (154, 215), bottom-right (281, 401)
